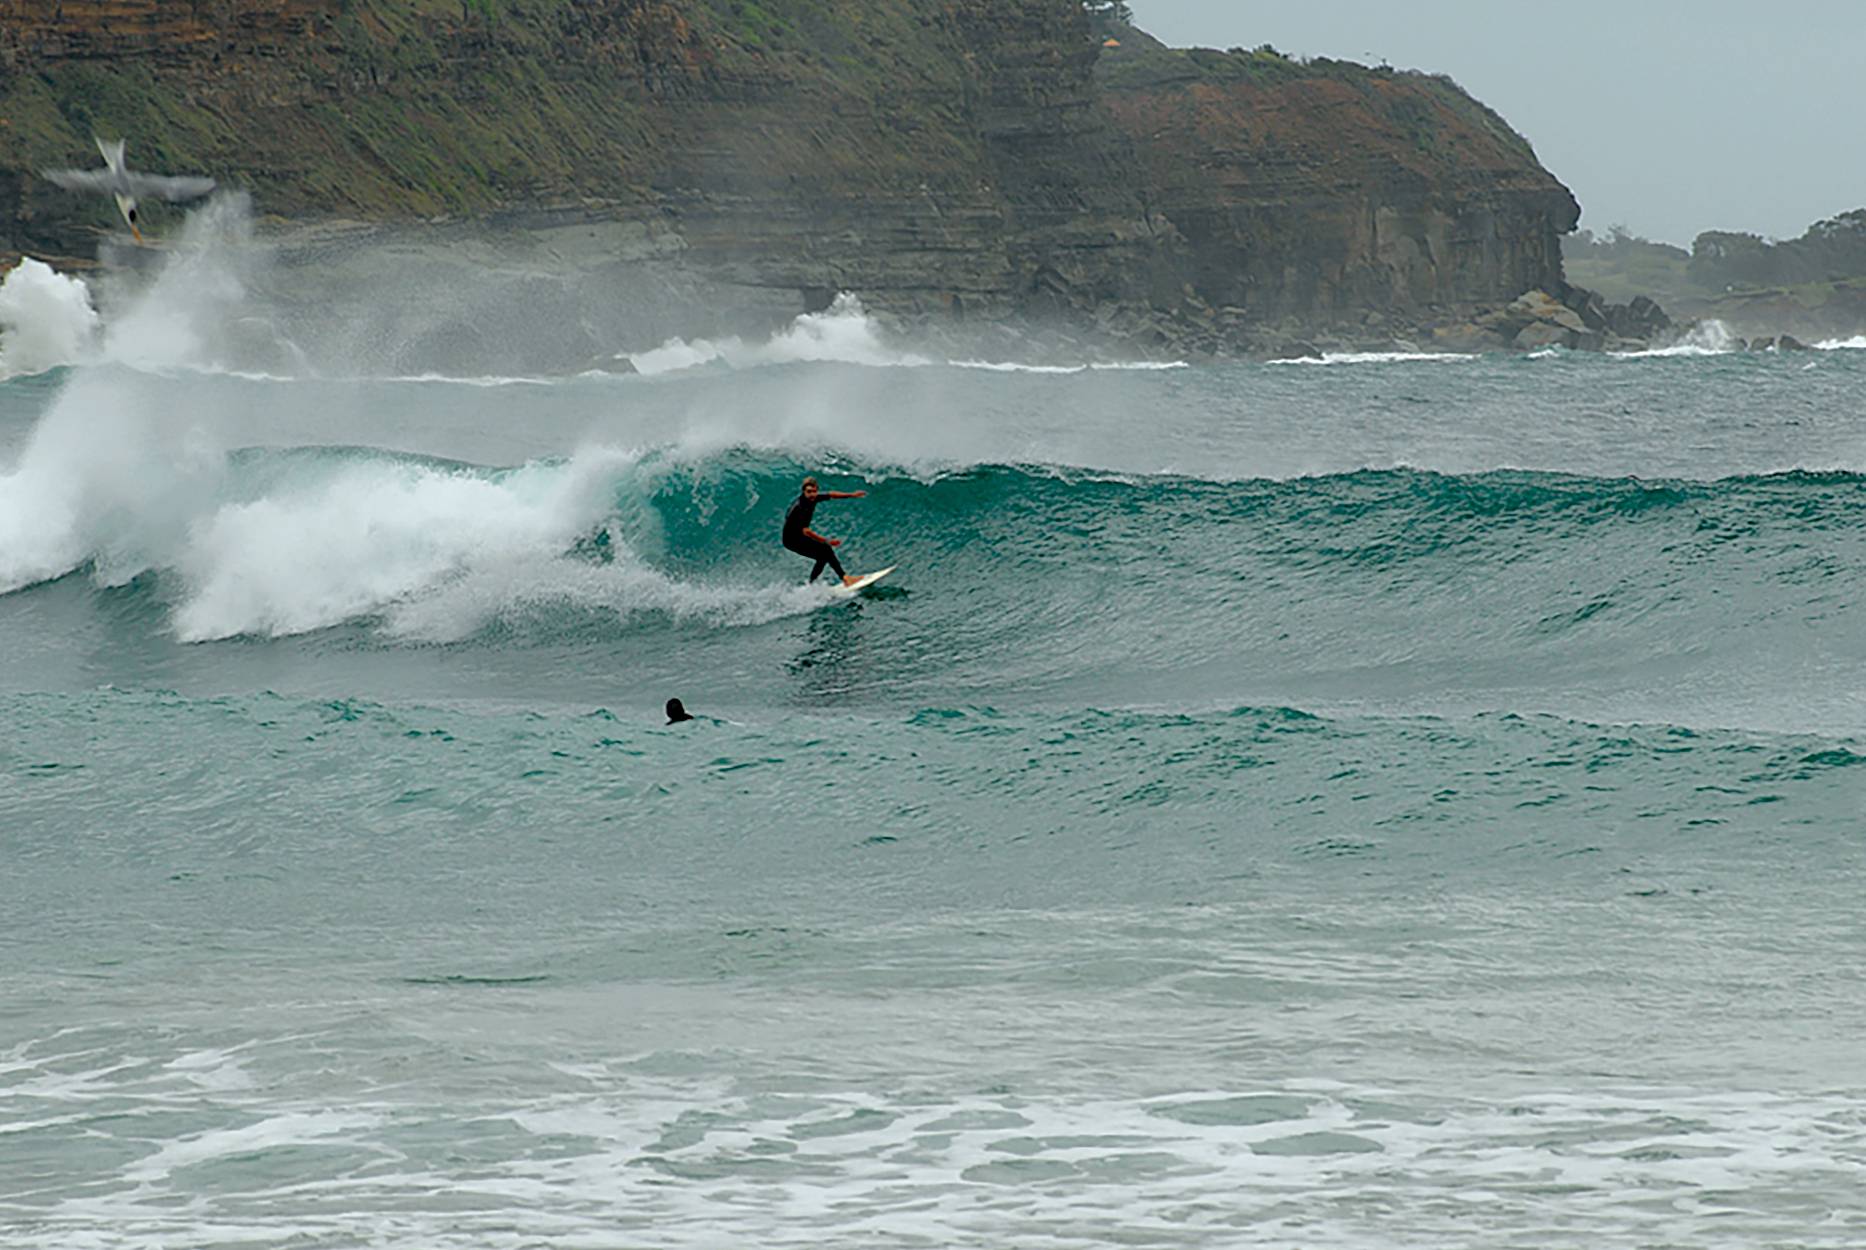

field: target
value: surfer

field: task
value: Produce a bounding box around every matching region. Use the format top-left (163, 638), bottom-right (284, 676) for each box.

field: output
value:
top-left (783, 476), bottom-right (866, 586)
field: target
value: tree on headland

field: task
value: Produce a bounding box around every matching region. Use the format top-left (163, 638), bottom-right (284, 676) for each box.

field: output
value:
top-left (1569, 224), bottom-right (1687, 263)
top-left (1690, 209), bottom-right (1866, 289)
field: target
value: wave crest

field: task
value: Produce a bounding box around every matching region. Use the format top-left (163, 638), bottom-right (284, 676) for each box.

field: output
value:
top-left (0, 259), bottom-right (101, 379)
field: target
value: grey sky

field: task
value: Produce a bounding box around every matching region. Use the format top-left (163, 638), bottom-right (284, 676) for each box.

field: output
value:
top-left (1127, 1), bottom-right (1866, 246)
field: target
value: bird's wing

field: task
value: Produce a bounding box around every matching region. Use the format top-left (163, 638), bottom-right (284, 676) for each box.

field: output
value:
top-left (123, 173), bottom-right (217, 201)
top-left (95, 136), bottom-right (128, 176)
top-left (42, 168), bottom-right (116, 192)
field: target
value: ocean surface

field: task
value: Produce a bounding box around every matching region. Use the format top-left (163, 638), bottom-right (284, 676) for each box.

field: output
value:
top-left (3, 242), bottom-right (1865, 1248)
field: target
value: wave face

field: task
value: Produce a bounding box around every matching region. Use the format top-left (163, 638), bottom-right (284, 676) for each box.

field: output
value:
top-left (4, 343), bottom-right (1866, 733)
top-left (2, 423), bottom-right (1864, 731)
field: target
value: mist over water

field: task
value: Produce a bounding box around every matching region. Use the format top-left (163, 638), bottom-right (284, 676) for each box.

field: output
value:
top-left (4, 210), bottom-right (1865, 1249)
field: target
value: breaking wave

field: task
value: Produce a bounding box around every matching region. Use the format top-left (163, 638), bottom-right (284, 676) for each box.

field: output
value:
top-left (1267, 350), bottom-right (1478, 366)
top-left (0, 258), bottom-right (101, 379)
top-left (1613, 319), bottom-right (1740, 358)
top-left (624, 293), bottom-right (1186, 376)
top-left (5, 408), bottom-right (1864, 734)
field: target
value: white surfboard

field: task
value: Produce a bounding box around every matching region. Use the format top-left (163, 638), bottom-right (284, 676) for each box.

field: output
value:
top-left (832, 566), bottom-right (895, 596)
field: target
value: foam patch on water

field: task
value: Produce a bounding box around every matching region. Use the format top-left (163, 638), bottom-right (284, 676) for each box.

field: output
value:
top-left (627, 294), bottom-right (927, 375)
top-left (0, 375), bottom-right (818, 640)
top-left (0, 368), bottom-right (224, 594)
top-left (627, 335), bottom-right (739, 375)
top-left (382, 554), bottom-right (833, 643)
top-left (99, 195), bottom-right (265, 374)
top-left (627, 294), bottom-right (1184, 376)
top-left (1815, 334), bottom-right (1866, 350)
top-left (1267, 350), bottom-right (1478, 366)
top-left (1615, 319), bottom-right (1740, 358)
top-left (0, 258), bottom-right (101, 378)
top-left (9, 1019), bottom-right (1863, 1250)
top-left (380, 372), bottom-right (559, 388)
top-left (170, 450), bottom-right (634, 640)
top-left (949, 359), bottom-right (1190, 373)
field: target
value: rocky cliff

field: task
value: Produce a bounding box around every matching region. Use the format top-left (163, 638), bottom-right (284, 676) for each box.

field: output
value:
top-left (1097, 31), bottom-right (1577, 337)
top-left (1, 0), bottom-right (1584, 353)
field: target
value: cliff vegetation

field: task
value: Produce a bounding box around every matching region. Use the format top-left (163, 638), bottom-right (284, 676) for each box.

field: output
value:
top-left (1565, 211), bottom-right (1866, 341)
top-left (2, 0), bottom-right (1587, 352)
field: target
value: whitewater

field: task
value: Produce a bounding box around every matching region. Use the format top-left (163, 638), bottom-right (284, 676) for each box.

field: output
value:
top-left (3, 217), bottom-right (1864, 1250)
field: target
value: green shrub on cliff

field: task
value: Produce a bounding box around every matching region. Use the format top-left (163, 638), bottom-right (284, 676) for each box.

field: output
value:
top-left (1690, 210), bottom-right (1866, 290)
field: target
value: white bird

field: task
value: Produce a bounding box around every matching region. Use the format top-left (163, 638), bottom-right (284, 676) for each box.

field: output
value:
top-left (42, 137), bottom-right (216, 243)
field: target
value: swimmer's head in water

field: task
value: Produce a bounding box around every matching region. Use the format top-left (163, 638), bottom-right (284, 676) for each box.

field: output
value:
top-left (665, 698), bottom-right (693, 724)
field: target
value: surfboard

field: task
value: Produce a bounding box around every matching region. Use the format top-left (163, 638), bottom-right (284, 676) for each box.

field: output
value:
top-left (833, 566), bottom-right (895, 596)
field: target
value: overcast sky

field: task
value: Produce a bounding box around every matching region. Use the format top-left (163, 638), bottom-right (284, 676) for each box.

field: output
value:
top-left (1127, 1), bottom-right (1866, 246)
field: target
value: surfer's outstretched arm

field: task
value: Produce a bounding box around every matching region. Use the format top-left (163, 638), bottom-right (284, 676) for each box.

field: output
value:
top-left (820, 490), bottom-right (866, 500)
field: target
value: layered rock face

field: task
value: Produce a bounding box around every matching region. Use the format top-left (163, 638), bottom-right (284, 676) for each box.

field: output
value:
top-left (1, 0), bottom-right (1585, 350)
top-left (1097, 34), bottom-right (1578, 331)
top-left (0, 0), bottom-right (331, 59)
top-left (650, 0), bottom-right (1179, 321)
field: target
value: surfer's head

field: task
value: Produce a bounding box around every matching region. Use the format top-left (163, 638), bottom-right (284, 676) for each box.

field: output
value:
top-left (665, 698), bottom-right (694, 724)
top-left (801, 476), bottom-right (819, 498)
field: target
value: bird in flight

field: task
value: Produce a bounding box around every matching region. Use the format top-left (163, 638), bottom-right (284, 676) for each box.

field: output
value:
top-left (42, 137), bottom-right (216, 243)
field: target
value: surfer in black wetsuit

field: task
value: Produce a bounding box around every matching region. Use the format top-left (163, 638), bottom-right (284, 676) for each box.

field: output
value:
top-left (782, 476), bottom-right (866, 586)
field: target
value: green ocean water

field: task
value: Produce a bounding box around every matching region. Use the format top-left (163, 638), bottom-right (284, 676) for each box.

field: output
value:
top-left (3, 326), bottom-right (1866, 1247)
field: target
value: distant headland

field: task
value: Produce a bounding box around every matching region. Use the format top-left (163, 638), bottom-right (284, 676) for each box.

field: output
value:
top-left (3, 0), bottom-right (1850, 359)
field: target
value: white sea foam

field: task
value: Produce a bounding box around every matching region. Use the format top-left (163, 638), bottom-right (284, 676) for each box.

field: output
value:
top-left (381, 547), bottom-right (831, 643)
top-left (168, 447), bottom-right (667, 641)
top-left (380, 371), bottom-right (559, 387)
top-left (97, 195), bottom-right (260, 374)
top-left (949, 359), bottom-right (1190, 373)
top-left (0, 195), bottom-right (319, 383)
top-left (626, 335), bottom-right (738, 375)
top-left (0, 377), bottom-right (822, 640)
top-left (628, 294), bottom-right (1183, 376)
top-left (949, 358), bottom-right (1086, 374)
top-left (17, 1057), bottom-right (1864, 1250)
top-left (0, 257), bottom-right (101, 378)
top-left (628, 294), bottom-right (926, 375)
top-left (0, 369), bottom-right (223, 594)
top-left (123, 1109), bottom-right (384, 1186)
top-left (762, 294), bottom-right (927, 368)
top-left (1267, 350), bottom-right (1478, 366)
top-left (1815, 334), bottom-right (1866, 350)
top-left (1615, 319), bottom-right (1740, 358)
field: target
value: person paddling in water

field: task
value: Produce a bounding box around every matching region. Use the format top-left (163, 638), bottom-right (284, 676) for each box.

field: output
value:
top-left (783, 476), bottom-right (866, 586)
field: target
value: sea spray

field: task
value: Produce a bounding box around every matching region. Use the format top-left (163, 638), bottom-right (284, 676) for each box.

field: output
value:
top-left (1266, 349), bottom-right (1479, 366)
top-left (0, 258), bottom-right (100, 378)
top-left (382, 552), bottom-right (830, 643)
top-left (625, 293), bottom-right (1186, 376)
top-left (170, 447), bottom-right (639, 640)
top-left (1615, 317), bottom-right (1740, 357)
top-left (627, 293), bottom-right (928, 375)
top-left (0, 367), bottom-right (224, 593)
top-left (100, 193), bottom-right (265, 374)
